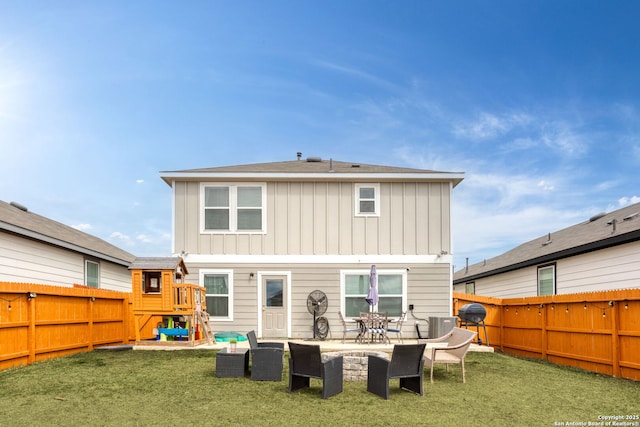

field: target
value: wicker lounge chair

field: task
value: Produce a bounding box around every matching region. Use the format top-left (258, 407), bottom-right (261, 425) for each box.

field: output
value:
top-left (422, 327), bottom-right (477, 383)
top-left (367, 343), bottom-right (426, 399)
top-left (246, 330), bottom-right (284, 381)
top-left (287, 342), bottom-right (343, 399)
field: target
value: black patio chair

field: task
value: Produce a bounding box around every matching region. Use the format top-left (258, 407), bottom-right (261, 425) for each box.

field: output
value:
top-left (287, 342), bottom-right (343, 399)
top-left (246, 330), bottom-right (284, 381)
top-left (367, 343), bottom-right (426, 399)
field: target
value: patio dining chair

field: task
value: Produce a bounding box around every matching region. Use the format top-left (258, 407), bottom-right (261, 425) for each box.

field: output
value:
top-left (287, 342), bottom-right (343, 399)
top-left (367, 343), bottom-right (426, 399)
top-left (387, 311), bottom-right (407, 343)
top-left (338, 311), bottom-right (361, 343)
top-left (364, 311), bottom-right (389, 344)
top-left (246, 330), bottom-right (284, 381)
top-left (422, 327), bottom-right (477, 383)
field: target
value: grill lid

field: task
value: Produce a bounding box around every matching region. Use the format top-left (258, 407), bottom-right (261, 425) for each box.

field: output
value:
top-left (458, 303), bottom-right (487, 323)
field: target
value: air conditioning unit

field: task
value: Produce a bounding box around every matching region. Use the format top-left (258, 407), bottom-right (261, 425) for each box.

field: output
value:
top-left (428, 316), bottom-right (458, 339)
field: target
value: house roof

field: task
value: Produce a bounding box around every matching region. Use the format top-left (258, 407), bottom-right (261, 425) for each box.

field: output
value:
top-left (160, 158), bottom-right (464, 186)
top-left (128, 257), bottom-right (188, 274)
top-left (0, 200), bottom-right (136, 267)
top-left (453, 202), bottom-right (640, 284)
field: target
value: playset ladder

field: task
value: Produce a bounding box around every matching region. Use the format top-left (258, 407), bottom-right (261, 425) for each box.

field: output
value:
top-left (195, 310), bottom-right (215, 344)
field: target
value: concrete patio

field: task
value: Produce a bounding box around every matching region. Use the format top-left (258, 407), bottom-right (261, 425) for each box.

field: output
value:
top-left (132, 337), bottom-right (494, 353)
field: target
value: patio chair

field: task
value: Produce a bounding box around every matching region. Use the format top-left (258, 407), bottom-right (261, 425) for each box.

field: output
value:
top-left (338, 311), bottom-right (361, 343)
top-left (422, 327), bottom-right (477, 383)
top-left (246, 330), bottom-right (284, 381)
top-left (287, 342), bottom-right (343, 399)
top-left (367, 343), bottom-right (426, 399)
top-left (387, 311), bottom-right (407, 343)
top-left (361, 311), bottom-right (389, 344)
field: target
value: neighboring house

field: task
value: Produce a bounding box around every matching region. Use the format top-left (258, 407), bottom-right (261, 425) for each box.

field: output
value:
top-left (0, 200), bottom-right (135, 291)
top-left (453, 202), bottom-right (640, 298)
top-left (160, 157), bottom-right (464, 339)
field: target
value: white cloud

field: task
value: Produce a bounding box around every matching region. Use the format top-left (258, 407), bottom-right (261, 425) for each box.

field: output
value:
top-left (618, 196), bottom-right (640, 207)
top-left (540, 121), bottom-right (587, 157)
top-left (453, 111), bottom-right (534, 141)
top-left (109, 231), bottom-right (131, 243)
top-left (136, 179), bottom-right (144, 184)
top-left (453, 112), bottom-right (509, 140)
top-left (136, 234), bottom-right (153, 243)
top-left (72, 223), bottom-right (92, 231)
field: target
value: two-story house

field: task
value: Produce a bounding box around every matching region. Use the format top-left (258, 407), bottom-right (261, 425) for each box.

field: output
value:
top-left (160, 157), bottom-right (464, 339)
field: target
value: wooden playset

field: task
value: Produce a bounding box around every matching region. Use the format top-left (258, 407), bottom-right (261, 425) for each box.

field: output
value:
top-left (129, 257), bottom-right (214, 346)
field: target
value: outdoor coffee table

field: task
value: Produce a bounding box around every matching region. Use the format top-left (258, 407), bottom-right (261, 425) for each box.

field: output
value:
top-left (216, 347), bottom-right (249, 378)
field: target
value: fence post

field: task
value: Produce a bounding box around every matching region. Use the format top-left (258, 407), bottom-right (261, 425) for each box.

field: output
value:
top-left (540, 303), bottom-right (548, 359)
top-left (27, 294), bottom-right (36, 364)
top-left (611, 301), bottom-right (620, 377)
top-left (87, 297), bottom-right (94, 351)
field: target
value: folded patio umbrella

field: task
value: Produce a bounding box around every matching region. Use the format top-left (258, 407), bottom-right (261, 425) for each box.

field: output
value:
top-left (365, 265), bottom-right (378, 309)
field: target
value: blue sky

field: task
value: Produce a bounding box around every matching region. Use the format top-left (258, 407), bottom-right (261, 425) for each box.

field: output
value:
top-left (1, 1), bottom-right (639, 271)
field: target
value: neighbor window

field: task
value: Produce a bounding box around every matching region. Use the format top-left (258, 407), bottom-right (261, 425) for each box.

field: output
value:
top-left (85, 260), bottom-right (99, 288)
top-left (465, 282), bottom-right (475, 294)
top-left (341, 269), bottom-right (406, 318)
top-left (201, 270), bottom-right (233, 320)
top-left (538, 264), bottom-right (556, 296)
top-left (355, 183), bottom-right (380, 216)
top-left (202, 183), bottom-right (266, 232)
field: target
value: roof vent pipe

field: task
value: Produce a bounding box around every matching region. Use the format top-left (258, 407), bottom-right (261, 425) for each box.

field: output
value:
top-left (329, 158), bottom-right (334, 172)
top-left (9, 201), bottom-right (28, 212)
top-left (465, 257), bottom-right (469, 274)
top-left (611, 218), bottom-right (617, 234)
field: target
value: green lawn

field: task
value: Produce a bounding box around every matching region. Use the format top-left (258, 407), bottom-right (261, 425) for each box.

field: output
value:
top-left (0, 349), bottom-right (638, 427)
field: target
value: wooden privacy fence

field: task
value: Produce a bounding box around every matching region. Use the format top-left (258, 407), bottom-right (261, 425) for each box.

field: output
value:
top-left (453, 289), bottom-right (640, 381)
top-left (0, 282), bottom-right (134, 371)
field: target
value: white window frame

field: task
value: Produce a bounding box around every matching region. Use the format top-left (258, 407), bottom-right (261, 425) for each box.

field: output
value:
top-left (200, 269), bottom-right (234, 321)
top-left (355, 183), bottom-right (380, 217)
top-left (200, 183), bottom-right (267, 234)
top-left (340, 269), bottom-right (407, 319)
top-left (537, 264), bottom-right (556, 296)
top-left (465, 282), bottom-right (475, 294)
top-left (85, 259), bottom-right (100, 288)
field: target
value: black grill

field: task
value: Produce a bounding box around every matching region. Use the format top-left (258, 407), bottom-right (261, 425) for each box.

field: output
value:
top-left (457, 303), bottom-right (489, 346)
top-left (458, 303), bottom-right (487, 324)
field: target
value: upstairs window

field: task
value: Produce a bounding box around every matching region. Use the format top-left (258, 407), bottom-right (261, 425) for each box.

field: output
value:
top-left (355, 183), bottom-right (380, 216)
top-left (202, 183), bottom-right (266, 233)
top-left (538, 264), bottom-right (556, 296)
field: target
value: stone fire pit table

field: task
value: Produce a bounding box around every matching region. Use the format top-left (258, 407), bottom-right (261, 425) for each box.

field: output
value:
top-left (322, 350), bottom-right (389, 382)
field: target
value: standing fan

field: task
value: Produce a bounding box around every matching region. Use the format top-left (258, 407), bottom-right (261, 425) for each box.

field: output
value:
top-left (306, 290), bottom-right (329, 340)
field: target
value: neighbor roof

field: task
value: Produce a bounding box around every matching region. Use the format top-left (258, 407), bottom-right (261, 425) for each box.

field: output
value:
top-left (160, 158), bottom-right (464, 186)
top-left (0, 200), bottom-right (136, 267)
top-left (454, 202), bottom-right (640, 284)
